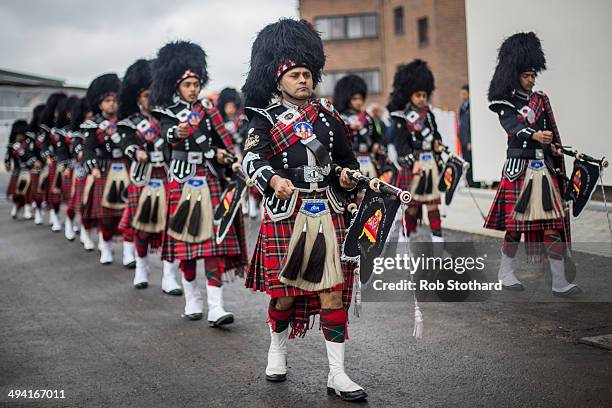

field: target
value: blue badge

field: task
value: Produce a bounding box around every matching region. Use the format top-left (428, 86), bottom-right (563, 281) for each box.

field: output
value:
top-left (528, 160), bottom-right (545, 170)
top-left (293, 121), bottom-right (313, 140)
top-left (300, 199), bottom-right (329, 217)
top-left (111, 163), bottom-right (125, 171)
top-left (187, 111), bottom-right (201, 126)
top-left (187, 178), bottom-right (205, 188)
top-left (420, 153), bottom-right (433, 161)
top-left (148, 180), bottom-right (162, 189)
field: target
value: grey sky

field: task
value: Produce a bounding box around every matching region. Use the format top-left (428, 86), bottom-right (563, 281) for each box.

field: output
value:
top-left (0, 0), bottom-right (298, 91)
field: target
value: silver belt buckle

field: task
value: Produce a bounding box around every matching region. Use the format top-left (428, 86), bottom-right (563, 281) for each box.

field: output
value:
top-left (187, 151), bottom-right (203, 164)
top-left (303, 165), bottom-right (324, 183)
top-left (535, 149), bottom-right (544, 159)
top-left (150, 151), bottom-right (164, 163)
top-left (112, 148), bottom-right (123, 158)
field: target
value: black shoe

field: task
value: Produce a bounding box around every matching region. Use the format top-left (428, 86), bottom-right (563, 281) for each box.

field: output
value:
top-left (265, 373), bottom-right (286, 382)
top-left (184, 313), bottom-right (203, 321)
top-left (134, 282), bottom-right (148, 289)
top-left (327, 387), bottom-right (368, 402)
top-left (208, 314), bottom-right (234, 327)
top-left (163, 288), bottom-right (183, 296)
top-left (502, 283), bottom-right (524, 291)
top-left (124, 261), bottom-right (136, 269)
top-left (553, 286), bottom-right (582, 298)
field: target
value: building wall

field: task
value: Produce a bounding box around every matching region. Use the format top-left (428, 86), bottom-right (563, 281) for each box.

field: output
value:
top-left (299, 0), bottom-right (467, 110)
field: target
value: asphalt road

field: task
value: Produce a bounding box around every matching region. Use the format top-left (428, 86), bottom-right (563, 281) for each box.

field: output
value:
top-left (0, 194), bottom-right (611, 407)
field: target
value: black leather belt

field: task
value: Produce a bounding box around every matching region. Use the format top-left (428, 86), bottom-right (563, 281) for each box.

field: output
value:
top-left (172, 150), bottom-right (204, 164)
top-left (277, 165), bottom-right (331, 184)
top-left (507, 148), bottom-right (544, 160)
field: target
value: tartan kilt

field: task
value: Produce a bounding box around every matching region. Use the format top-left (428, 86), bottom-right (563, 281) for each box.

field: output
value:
top-left (82, 160), bottom-right (126, 223)
top-left (162, 165), bottom-right (246, 270)
top-left (119, 167), bottom-right (168, 249)
top-left (484, 170), bottom-right (565, 232)
top-left (396, 162), bottom-right (441, 206)
top-left (6, 170), bottom-right (18, 197)
top-left (67, 170), bottom-right (86, 216)
top-left (46, 161), bottom-right (62, 207)
top-left (60, 168), bottom-right (73, 204)
top-left (29, 171), bottom-right (44, 203)
top-left (245, 190), bottom-right (355, 337)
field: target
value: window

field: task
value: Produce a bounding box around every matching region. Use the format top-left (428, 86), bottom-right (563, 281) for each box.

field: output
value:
top-left (393, 7), bottom-right (404, 35)
top-left (417, 17), bottom-right (429, 48)
top-left (317, 70), bottom-right (382, 98)
top-left (315, 14), bottom-right (378, 41)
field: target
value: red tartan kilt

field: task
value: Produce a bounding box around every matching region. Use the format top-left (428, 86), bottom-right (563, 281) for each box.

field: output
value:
top-left (119, 167), bottom-right (168, 245)
top-left (245, 191), bottom-right (355, 328)
top-left (82, 173), bottom-right (124, 222)
top-left (395, 163), bottom-right (440, 206)
top-left (249, 186), bottom-right (262, 201)
top-left (395, 163), bottom-right (413, 190)
top-left (6, 171), bottom-right (18, 196)
top-left (60, 168), bottom-right (73, 204)
top-left (29, 171), bottom-right (43, 203)
top-left (68, 172), bottom-right (86, 215)
top-left (46, 161), bottom-right (62, 207)
top-left (162, 165), bottom-right (244, 265)
top-left (484, 171), bottom-right (565, 232)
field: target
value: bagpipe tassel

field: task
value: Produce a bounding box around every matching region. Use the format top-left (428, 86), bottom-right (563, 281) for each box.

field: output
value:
top-left (281, 221), bottom-right (307, 281)
top-left (353, 265), bottom-right (362, 318)
top-left (415, 171), bottom-right (427, 195)
top-left (542, 173), bottom-right (553, 211)
top-left (119, 180), bottom-right (127, 202)
top-left (514, 175), bottom-right (533, 214)
top-left (187, 193), bottom-right (202, 237)
top-left (108, 181), bottom-right (119, 204)
top-left (169, 192), bottom-right (191, 233)
top-left (17, 179), bottom-right (27, 191)
top-left (413, 304), bottom-right (423, 339)
top-left (151, 192), bottom-right (160, 225)
top-left (137, 192), bottom-right (152, 224)
top-left (54, 170), bottom-right (62, 190)
top-left (302, 220), bottom-right (326, 283)
top-left (425, 169), bottom-right (433, 194)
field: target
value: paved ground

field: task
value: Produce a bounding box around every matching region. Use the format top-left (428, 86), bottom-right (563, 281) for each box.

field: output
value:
top-left (0, 172), bottom-right (611, 407)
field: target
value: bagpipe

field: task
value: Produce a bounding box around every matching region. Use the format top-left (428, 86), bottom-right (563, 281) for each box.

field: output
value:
top-left (436, 144), bottom-right (470, 205)
top-left (337, 166), bottom-right (411, 287)
top-left (212, 151), bottom-right (251, 244)
top-left (397, 143), bottom-right (470, 206)
top-left (551, 144), bottom-right (609, 217)
top-left (371, 145), bottom-right (400, 185)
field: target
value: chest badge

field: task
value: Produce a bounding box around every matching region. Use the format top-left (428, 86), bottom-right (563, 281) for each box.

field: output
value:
top-left (293, 121), bottom-right (314, 140)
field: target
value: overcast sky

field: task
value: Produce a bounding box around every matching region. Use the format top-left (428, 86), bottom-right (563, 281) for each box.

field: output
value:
top-left (0, 0), bottom-right (298, 91)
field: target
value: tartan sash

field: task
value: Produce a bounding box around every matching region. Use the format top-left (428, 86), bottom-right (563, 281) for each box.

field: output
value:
top-left (405, 106), bottom-right (430, 133)
top-left (269, 100), bottom-right (320, 157)
top-left (517, 91), bottom-right (565, 175)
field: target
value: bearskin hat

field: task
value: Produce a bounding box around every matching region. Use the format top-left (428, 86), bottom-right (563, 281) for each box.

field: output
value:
top-left (488, 32), bottom-right (546, 101)
top-left (333, 74), bottom-right (368, 113)
top-left (118, 59), bottom-right (153, 119)
top-left (9, 119), bottom-right (29, 143)
top-left (242, 18), bottom-right (325, 109)
top-left (149, 41), bottom-right (208, 107)
top-left (216, 87), bottom-right (242, 120)
top-left (40, 92), bottom-right (67, 128)
top-left (55, 96), bottom-right (80, 129)
top-left (29, 104), bottom-right (46, 132)
top-left (387, 59), bottom-right (434, 112)
top-left (86, 73), bottom-right (121, 115)
top-left (70, 97), bottom-right (92, 131)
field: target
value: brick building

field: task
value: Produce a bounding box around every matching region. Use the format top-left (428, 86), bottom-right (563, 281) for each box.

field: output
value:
top-left (299, 0), bottom-right (468, 111)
